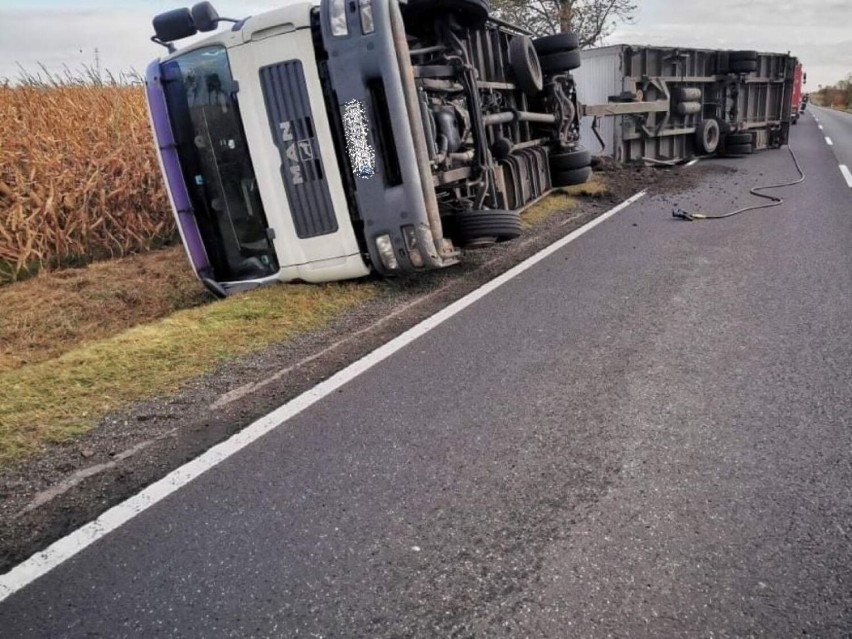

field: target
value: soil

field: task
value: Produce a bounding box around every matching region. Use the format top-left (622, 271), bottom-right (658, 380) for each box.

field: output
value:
top-left (0, 162), bottom-right (732, 572)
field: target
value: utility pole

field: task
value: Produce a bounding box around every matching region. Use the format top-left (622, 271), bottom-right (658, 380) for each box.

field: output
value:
top-left (94, 48), bottom-right (101, 80)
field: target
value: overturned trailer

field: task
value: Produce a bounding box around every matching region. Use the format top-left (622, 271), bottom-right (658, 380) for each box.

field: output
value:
top-left (573, 45), bottom-right (797, 163)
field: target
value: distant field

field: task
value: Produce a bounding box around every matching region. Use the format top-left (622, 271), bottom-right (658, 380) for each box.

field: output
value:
top-left (0, 81), bottom-right (172, 284)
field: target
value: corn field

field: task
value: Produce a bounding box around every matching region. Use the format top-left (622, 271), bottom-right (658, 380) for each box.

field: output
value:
top-left (0, 71), bottom-right (174, 284)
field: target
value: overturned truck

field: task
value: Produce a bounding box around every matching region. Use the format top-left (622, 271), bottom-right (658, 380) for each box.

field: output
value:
top-left (145, 0), bottom-right (591, 294)
top-left (574, 45), bottom-right (798, 163)
top-left (145, 2), bottom-right (799, 293)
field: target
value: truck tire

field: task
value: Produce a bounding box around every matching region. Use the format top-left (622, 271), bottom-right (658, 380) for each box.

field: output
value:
top-left (726, 132), bottom-right (752, 146)
top-left (532, 32), bottom-right (580, 56)
top-left (730, 50), bottom-right (759, 62)
top-left (694, 119), bottom-right (721, 154)
top-left (401, 0), bottom-right (490, 29)
top-left (731, 60), bottom-right (758, 74)
top-left (540, 50), bottom-right (582, 74)
top-left (457, 209), bottom-right (522, 245)
top-left (792, 114), bottom-right (799, 125)
top-left (509, 37), bottom-right (543, 96)
top-left (724, 143), bottom-right (753, 157)
top-left (549, 148), bottom-right (591, 171)
top-left (726, 51), bottom-right (758, 74)
top-left (552, 166), bottom-right (592, 187)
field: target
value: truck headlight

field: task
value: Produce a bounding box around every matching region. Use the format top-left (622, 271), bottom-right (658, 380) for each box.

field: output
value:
top-left (359, 0), bottom-right (375, 34)
top-left (375, 234), bottom-right (399, 271)
top-left (329, 0), bottom-right (348, 36)
top-left (402, 226), bottom-right (424, 268)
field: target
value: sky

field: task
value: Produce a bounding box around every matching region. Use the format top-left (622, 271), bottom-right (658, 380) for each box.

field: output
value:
top-left (0, 0), bottom-right (849, 88)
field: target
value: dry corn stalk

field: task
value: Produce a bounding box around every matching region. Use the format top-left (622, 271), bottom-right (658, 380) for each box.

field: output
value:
top-left (0, 82), bottom-right (174, 283)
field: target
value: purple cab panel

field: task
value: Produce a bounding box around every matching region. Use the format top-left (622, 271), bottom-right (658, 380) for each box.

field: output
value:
top-left (145, 59), bottom-right (210, 275)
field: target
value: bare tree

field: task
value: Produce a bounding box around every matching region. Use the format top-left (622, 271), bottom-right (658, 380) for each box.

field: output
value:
top-left (491, 0), bottom-right (637, 46)
top-left (814, 73), bottom-right (852, 109)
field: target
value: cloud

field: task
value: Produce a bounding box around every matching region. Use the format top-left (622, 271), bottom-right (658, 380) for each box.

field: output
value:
top-left (1, 1), bottom-right (850, 88)
top-left (0, 3), bottom-right (282, 80)
top-left (607, 0), bottom-right (852, 88)
top-left (0, 9), bottom-right (163, 80)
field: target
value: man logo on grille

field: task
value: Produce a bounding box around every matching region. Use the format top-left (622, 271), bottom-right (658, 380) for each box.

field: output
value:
top-left (284, 142), bottom-right (305, 186)
top-left (278, 119), bottom-right (317, 186)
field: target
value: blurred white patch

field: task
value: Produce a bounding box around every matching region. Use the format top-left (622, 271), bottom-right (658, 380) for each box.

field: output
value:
top-left (342, 99), bottom-right (376, 180)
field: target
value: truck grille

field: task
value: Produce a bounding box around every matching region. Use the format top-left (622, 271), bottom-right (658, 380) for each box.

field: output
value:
top-left (260, 60), bottom-right (338, 239)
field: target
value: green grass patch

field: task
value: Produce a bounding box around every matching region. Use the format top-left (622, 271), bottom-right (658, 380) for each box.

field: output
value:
top-left (0, 282), bottom-right (376, 466)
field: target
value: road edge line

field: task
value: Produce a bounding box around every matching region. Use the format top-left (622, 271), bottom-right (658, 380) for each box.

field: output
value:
top-left (0, 190), bottom-right (647, 603)
top-left (839, 165), bottom-right (852, 188)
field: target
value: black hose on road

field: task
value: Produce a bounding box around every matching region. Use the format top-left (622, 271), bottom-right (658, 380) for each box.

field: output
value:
top-left (673, 145), bottom-right (806, 221)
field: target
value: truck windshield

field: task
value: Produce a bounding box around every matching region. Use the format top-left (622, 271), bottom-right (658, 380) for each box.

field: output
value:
top-left (161, 46), bottom-right (279, 282)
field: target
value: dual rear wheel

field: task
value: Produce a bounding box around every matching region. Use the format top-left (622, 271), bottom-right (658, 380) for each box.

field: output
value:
top-left (533, 33), bottom-right (582, 75)
top-left (728, 50), bottom-right (759, 74)
top-left (549, 148), bottom-right (592, 187)
top-left (722, 132), bottom-right (754, 157)
top-left (508, 31), bottom-right (583, 95)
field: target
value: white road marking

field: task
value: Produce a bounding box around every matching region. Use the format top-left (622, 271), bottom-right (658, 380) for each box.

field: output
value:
top-left (0, 191), bottom-right (648, 603)
top-left (840, 165), bottom-right (852, 188)
top-left (685, 158), bottom-right (700, 167)
top-left (818, 125), bottom-right (824, 130)
top-left (826, 137), bottom-right (834, 145)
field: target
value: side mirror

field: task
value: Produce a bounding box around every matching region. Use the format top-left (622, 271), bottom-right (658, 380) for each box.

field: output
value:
top-left (803, 72), bottom-right (808, 85)
top-left (192, 2), bottom-right (221, 32)
top-left (153, 8), bottom-right (197, 42)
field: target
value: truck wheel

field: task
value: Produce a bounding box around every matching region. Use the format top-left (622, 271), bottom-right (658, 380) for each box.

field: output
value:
top-left (694, 119), bottom-right (721, 154)
top-left (401, 0), bottom-right (490, 29)
top-left (509, 37), bottom-right (543, 96)
top-left (730, 50), bottom-right (759, 62)
top-left (550, 148), bottom-right (591, 171)
top-left (792, 115), bottom-right (799, 125)
top-left (540, 50), bottom-right (582, 74)
top-left (552, 166), bottom-right (592, 187)
top-left (731, 60), bottom-right (758, 74)
top-left (457, 209), bottom-right (522, 246)
top-left (532, 32), bottom-right (580, 56)
top-left (726, 133), bottom-right (752, 146)
top-left (724, 143), bottom-right (753, 157)
top-left (728, 51), bottom-right (758, 74)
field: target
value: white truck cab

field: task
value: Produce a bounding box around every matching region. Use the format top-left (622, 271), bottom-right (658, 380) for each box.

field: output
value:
top-left (146, 1), bottom-right (589, 296)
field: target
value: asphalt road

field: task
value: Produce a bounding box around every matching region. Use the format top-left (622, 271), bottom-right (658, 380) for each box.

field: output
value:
top-left (2, 116), bottom-right (852, 637)
top-left (810, 105), bottom-right (852, 187)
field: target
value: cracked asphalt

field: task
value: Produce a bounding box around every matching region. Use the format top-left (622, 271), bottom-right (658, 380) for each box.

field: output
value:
top-left (2, 113), bottom-right (851, 637)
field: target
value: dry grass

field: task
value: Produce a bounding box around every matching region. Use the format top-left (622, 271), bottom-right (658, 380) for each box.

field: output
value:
top-left (521, 175), bottom-right (610, 227)
top-left (0, 240), bottom-right (378, 466)
top-left (0, 281), bottom-right (377, 465)
top-left (0, 81), bottom-right (172, 284)
top-left (0, 246), bottom-right (209, 373)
